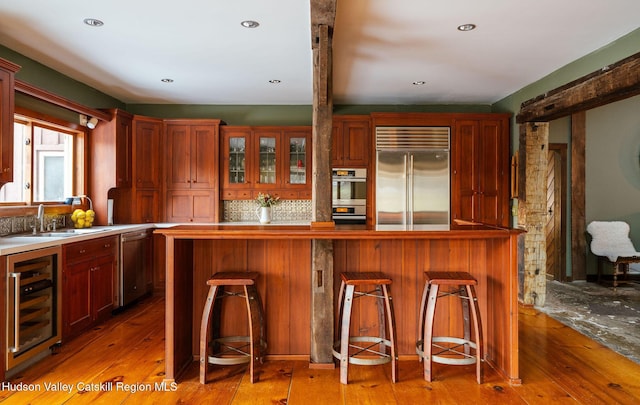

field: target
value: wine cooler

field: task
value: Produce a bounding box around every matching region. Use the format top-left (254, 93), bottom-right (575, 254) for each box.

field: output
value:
top-left (5, 246), bottom-right (61, 372)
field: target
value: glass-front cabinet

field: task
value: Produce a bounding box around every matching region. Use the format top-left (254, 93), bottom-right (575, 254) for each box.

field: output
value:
top-left (256, 132), bottom-right (278, 187)
top-left (221, 126), bottom-right (311, 200)
top-left (284, 131), bottom-right (310, 189)
top-left (228, 136), bottom-right (246, 185)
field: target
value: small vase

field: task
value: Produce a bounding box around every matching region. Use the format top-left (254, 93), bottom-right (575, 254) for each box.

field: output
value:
top-left (256, 206), bottom-right (272, 224)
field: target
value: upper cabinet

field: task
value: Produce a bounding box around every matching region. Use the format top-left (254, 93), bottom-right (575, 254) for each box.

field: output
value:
top-left (332, 116), bottom-right (370, 168)
top-left (132, 116), bottom-right (163, 223)
top-left (0, 59), bottom-right (20, 185)
top-left (283, 129), bottom-right (311, 192)
top-left (134, 117), bottom-right (162, 190)
top-left (451, 117), bottom-right (510, 227)
top-left (164, 119), bottom-right (221, 222)
top-left (90, 109), bottom-right (134, 225)
top-left (166, 121), bottom-right (219, 190)
top-left (221, 126), bottom-right (311, 200)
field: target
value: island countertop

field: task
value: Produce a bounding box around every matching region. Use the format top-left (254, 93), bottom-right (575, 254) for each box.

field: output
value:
top-left (155, 222), bottom-right (522, 240)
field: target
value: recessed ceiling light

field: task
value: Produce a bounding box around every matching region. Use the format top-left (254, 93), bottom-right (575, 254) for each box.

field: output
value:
top-left (268, 79), bottom-right (281, 84)
top-left (412, 81), bottom-right (426, 86)
top-left (457, 23), bottom-right (476, 32)
top-left (161, 78), bottom-right (174, 83)
top-left (83, 18), bottom-right (104, 27)
top-left (241, 20), bottom-right (260, 28)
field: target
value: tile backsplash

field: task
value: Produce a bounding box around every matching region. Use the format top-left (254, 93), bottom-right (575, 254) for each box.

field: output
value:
top-left (0, 214), bottom-right (67, 236)
top-left (223, 200), bottom-right (312, 222)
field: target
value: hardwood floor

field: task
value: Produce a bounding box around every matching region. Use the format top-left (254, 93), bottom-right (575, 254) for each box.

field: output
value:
top-left (2, 296), bottom-right (639, 404)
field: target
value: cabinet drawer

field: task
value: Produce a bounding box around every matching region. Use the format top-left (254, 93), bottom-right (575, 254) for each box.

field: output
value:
top-left (63, 235), bottom-right (118, 263)
top-left (299, 190), bottom-right (312, 199)
top-left (278, 190), bottom-right (300, 199)
top-left (221, 189), bottom-right (253, 200)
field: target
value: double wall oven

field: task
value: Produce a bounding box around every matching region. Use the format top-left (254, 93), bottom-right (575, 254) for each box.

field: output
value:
top-left (332, 168), bottom-right (367, 224)
top-left (5, 246), bottom-right (61, 373)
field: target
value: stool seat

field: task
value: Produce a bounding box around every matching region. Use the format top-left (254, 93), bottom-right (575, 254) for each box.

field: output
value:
top-left (341, 272), bottom-right (393, 285)
top-left (424, 271), bottom-right (477, 285)
top-left (207, 271), bottom-right (259, 286)
top-left (417, 271), bottom-right (483, 384)
top-left (200, 271), bottom-right (266, 384)
top-left (333, 271), bottom-right (398, 384)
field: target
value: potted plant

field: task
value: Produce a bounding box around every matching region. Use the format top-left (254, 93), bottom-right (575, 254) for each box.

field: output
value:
top-left (255, 193), bottom-right (279, 224)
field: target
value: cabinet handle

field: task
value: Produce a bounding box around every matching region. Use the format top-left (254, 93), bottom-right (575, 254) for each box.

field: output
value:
top-left (104, 244), bottom-right (111, 248)
top-left (79, 249), bottom-right (86, 254)
top-left (9, 272), bottom-right (20, 352)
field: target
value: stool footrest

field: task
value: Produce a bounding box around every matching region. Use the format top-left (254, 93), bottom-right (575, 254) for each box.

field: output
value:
top-left (417, 337), bottom-right (478, 366)
top-left (206, 336), bottom-right (267, 366)
top-left (332, 336), bottom-right (393, 366)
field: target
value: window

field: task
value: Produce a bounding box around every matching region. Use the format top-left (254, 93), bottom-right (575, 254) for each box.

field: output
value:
top-left (0, 115), bottom-right (81, 204)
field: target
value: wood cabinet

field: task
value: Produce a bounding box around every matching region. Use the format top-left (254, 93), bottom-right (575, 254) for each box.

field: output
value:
top-left (134, 117), bottom-right (162, 190)
top-left (164, 119), bottom-right (221, 222)
top-left (451, 118), bottom-right (510, 227)
top-left (135, 189), bottom-right (161, 224)
top-left (90, 109), bottom-right (133, 225)
top-left (0, 58), bottom-right (20, 186)
top-left (220, 126), bottom-right (312, 200)
top-left (132, 116), bottom-right (163, 223)
top-left (332, 116), bottom-right (370, 167)
top-left (62, 235), bottom-right (118, 340)
top-left (166, 121), bottom-right (219, 189)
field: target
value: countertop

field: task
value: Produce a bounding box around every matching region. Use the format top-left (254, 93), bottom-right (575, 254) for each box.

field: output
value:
top-left (1, 220), bottom-right (523, 255)
top-left (0, 224), bottom-right (154, 256)
top-left (155, 222), bottom-right (521, 240)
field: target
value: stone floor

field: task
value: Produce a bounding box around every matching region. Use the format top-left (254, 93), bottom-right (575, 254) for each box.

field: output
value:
top-left (537, 279), bottom-right (640, 364)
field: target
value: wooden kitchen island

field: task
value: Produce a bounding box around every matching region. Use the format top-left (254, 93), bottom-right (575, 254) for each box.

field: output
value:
top-left (156, 224), bottom-right (522, 385)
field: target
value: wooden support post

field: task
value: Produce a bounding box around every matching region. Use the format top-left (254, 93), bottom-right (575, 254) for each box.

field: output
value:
top-left (310, 20), bottom-right (335, 366)
top-left (522, 122), bottom-right (548, 306)
top-left (571, 111), bottom-right (587, 280)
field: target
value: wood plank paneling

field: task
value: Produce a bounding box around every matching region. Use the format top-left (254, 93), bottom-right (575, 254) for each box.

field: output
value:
top-left (332, 236), bottom-right (516, 384)
top-left (190, 239), bottom-right (312, 359)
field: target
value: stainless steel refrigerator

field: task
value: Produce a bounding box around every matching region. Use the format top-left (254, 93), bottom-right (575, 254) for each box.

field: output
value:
top-left (375, 127), bottom-right (450, 230)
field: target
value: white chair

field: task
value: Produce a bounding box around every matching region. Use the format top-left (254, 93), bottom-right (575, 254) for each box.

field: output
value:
top-left (586, 221), bottom-right (640, 288)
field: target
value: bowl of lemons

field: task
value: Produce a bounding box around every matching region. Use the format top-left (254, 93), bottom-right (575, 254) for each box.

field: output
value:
top-left (71, 208), bottom-right (96, 228)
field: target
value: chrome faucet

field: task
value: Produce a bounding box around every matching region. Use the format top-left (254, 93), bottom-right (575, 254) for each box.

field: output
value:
top-left (37, 204), bottom-right (45, 233)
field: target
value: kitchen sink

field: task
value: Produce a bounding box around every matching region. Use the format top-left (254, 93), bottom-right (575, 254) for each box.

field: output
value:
top-left (30, 232), bottom-right (79, 238)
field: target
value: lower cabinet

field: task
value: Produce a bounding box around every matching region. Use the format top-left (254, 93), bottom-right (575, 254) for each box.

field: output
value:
top-left (62, 236), bottom-right (118, 340)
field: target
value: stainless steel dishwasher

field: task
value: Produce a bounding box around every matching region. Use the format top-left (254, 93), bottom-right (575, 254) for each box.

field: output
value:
top-left (119, 229), bottom-right (152, 307)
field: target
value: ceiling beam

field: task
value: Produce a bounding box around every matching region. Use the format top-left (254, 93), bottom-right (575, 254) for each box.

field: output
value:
top-left (517, 51), bottom-right (640, 123)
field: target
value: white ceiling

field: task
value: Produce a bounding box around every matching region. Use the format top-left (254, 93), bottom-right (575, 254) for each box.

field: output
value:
top-left (0, 0), bottom-right (638, 106)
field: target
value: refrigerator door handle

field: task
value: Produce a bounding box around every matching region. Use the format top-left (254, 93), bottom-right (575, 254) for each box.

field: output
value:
top-left (405, 153), bottom-right (413, 229)
top-left (403, 154), bottom-right (409, 227)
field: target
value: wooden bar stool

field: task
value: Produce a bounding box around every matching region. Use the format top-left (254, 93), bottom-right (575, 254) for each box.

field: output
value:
top-left (199, 272), bottom-right (266, 384)
top-left (332, 272), bottom-right (398, 384)
top-left (416, 271), bottom-right (483, 384)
